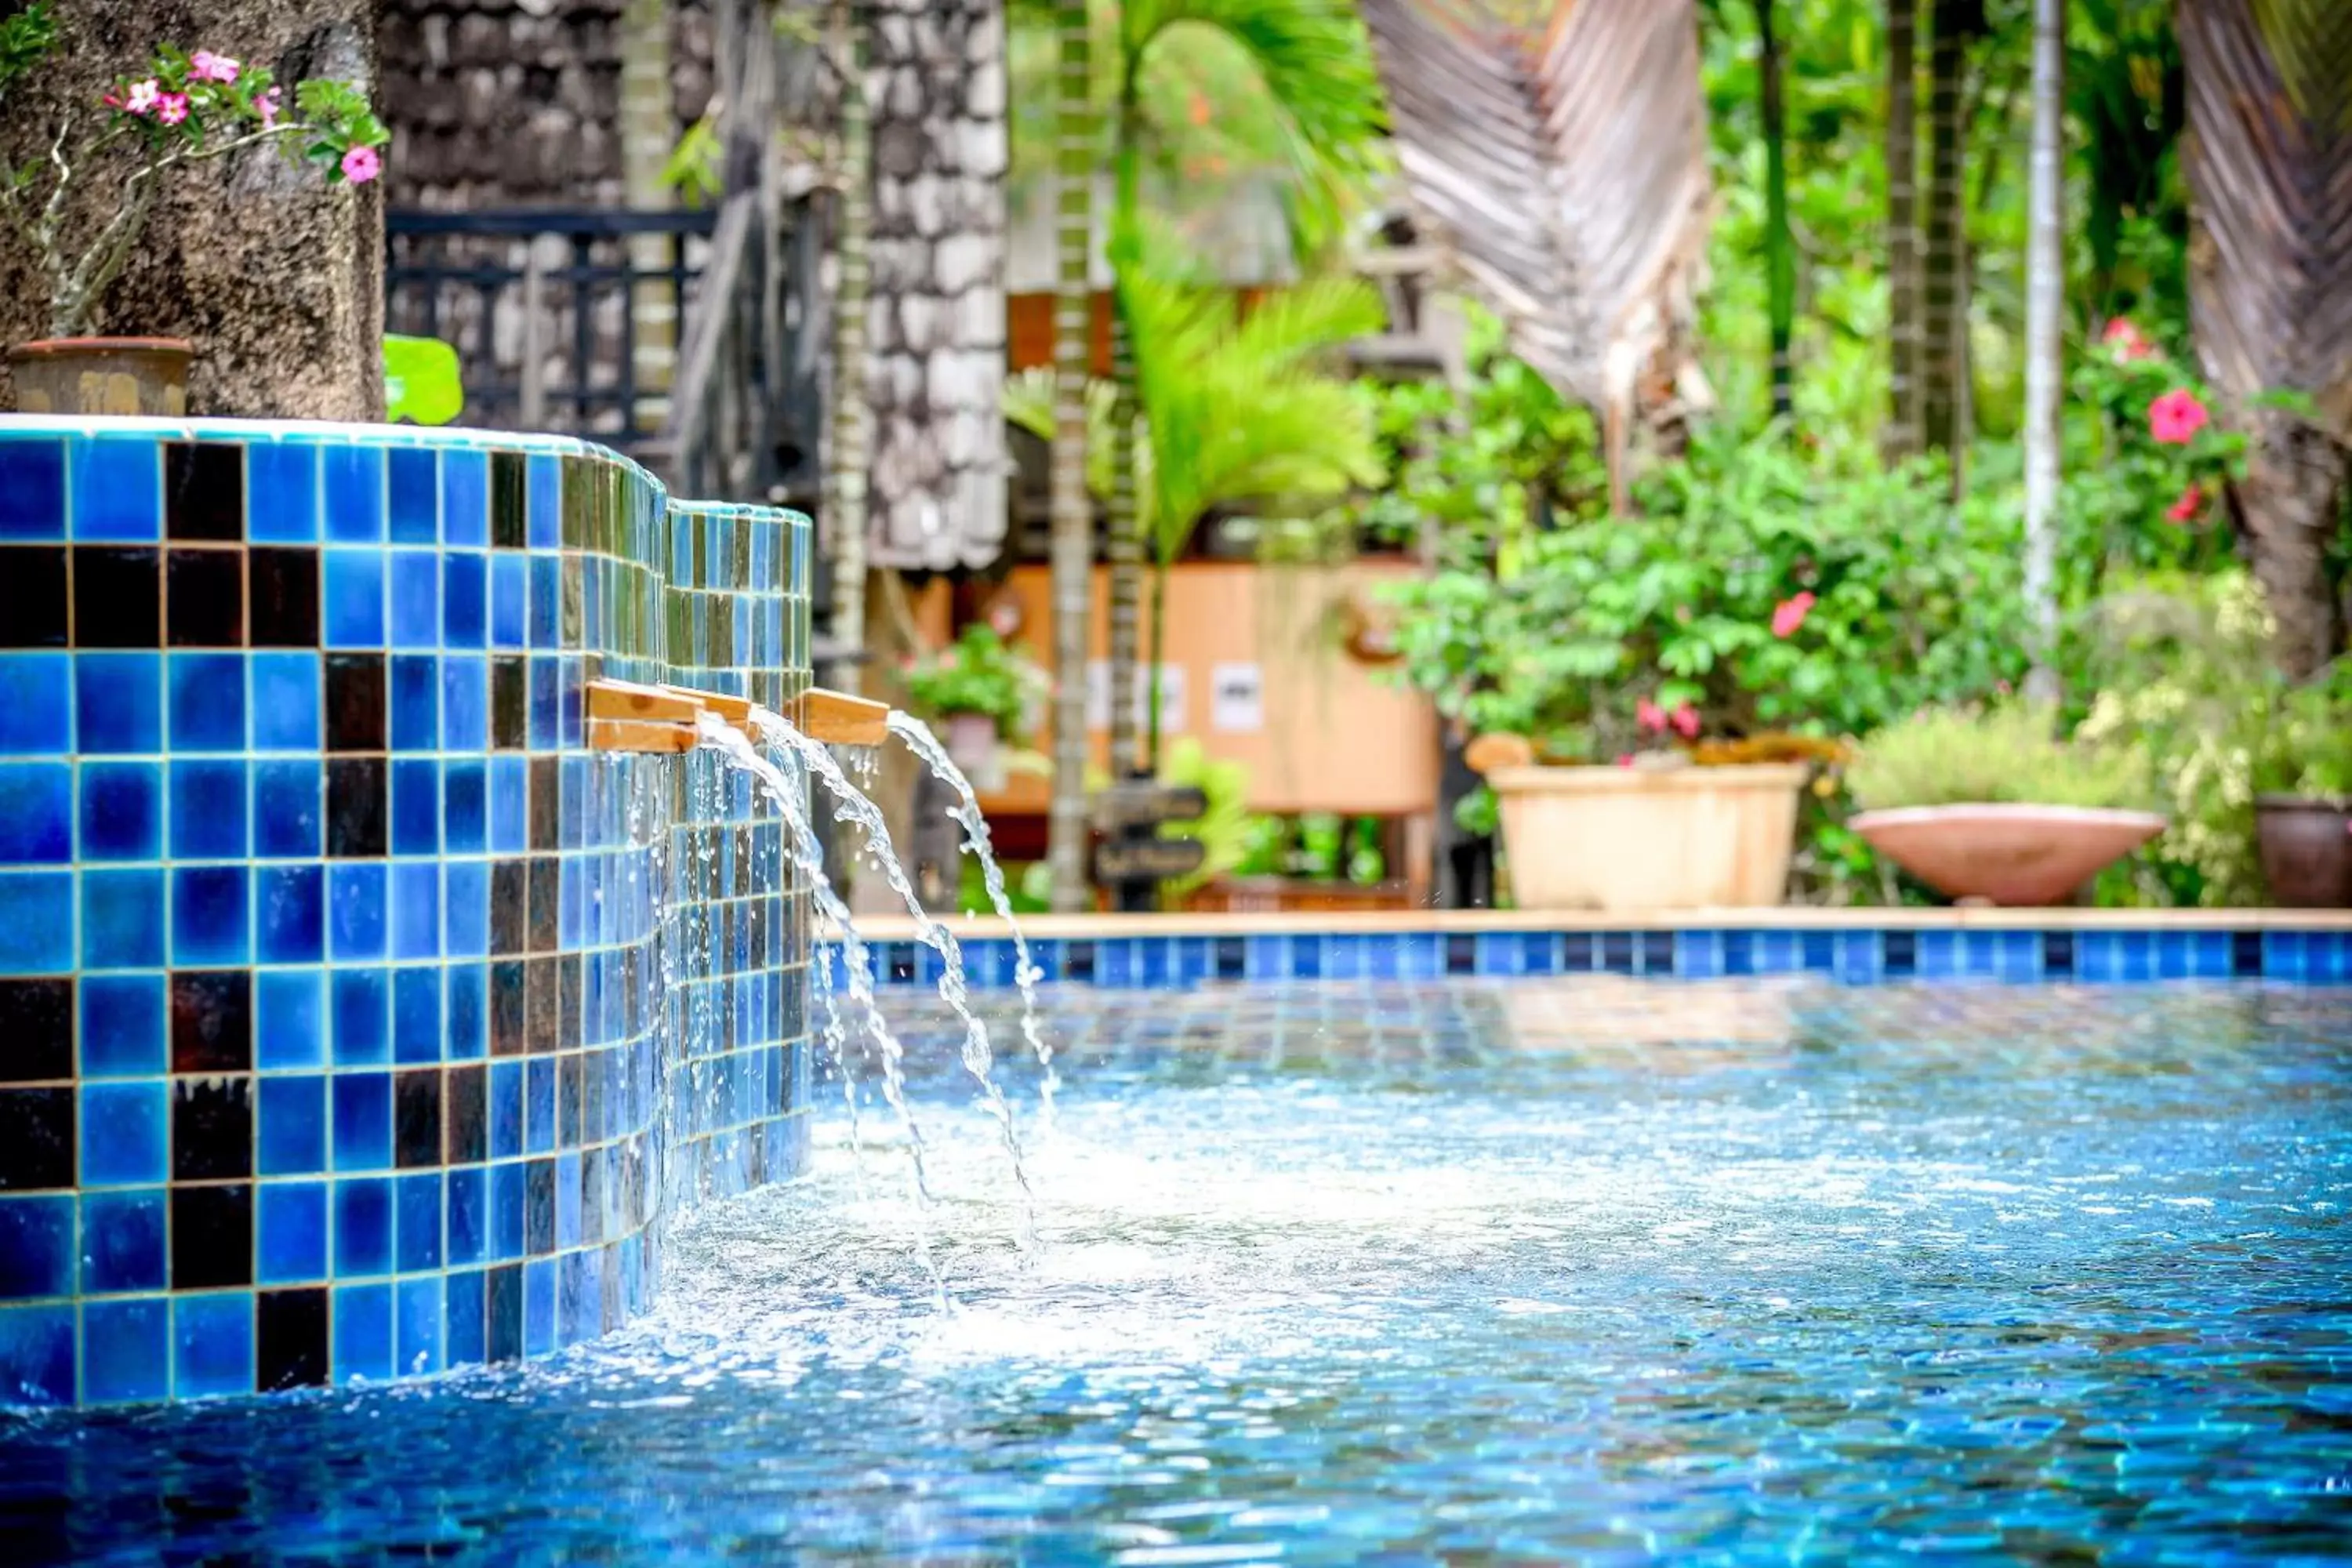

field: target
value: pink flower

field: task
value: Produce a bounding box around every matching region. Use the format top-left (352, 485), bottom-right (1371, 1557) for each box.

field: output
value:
top-left (1615, 754), bottom-right (1635, 768)
top-left (123, 78), bottom-right (160, 115)
top-left (2101, 318), bottom-right (2155, 361)
top-left (155, 93), bottom-right (190, 126)
top-left (1670, 702), bottom-right (1700, 739)
top-left (1636, 698), bottom-right (1668, 734)
top-left (1771, 590), bottom-right (1817, 640)
top-left (340, 145), bottom-right (382, 185)
top-left (2149, 389), bottom-right (2210, 445)
top-left (2165, 485), bottom-right (2205, 524)
top-left (256, 88), bottom-right (281, 130)
top-left (189, 52), bottom-right (240, 84)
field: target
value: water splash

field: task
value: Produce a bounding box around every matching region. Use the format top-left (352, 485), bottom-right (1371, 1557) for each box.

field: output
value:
top-left (693, 713), bottom-right (945, 1305)
top-left (751, 707), bottom-right (1040, 1254)
top-left (885, 711), bottom-right (1057, 1133)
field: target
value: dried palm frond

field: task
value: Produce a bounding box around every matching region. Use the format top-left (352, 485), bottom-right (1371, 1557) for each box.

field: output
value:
top-left (1357, 0), bottom-right (1711, 510)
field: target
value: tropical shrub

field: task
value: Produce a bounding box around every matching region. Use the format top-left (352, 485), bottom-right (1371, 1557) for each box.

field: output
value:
top-left (902, 626), bottom-right (1044, 740)
top-left (1847, 703), bottom-right (2150, 812)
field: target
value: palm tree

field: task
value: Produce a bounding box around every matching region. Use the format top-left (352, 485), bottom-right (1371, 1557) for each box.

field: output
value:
top-left (2179, 0), bottom-right (2352, 676)
top-left (823, 0), bottom-right (872, 692)
top-left (1756, 0), bottom-right (1794, 422)
top-left (1885, 0), bottom-right (1923, 457)
top-left (1920, 0), bottom-right (1984, 463)
top-left (2020, 0), bottom-right (2063, 702)
top-left (1045, 0), bottom-right (1094, 912)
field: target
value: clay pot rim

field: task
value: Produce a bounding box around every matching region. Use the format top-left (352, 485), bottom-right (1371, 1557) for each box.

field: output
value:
top-left (2255, 793), bottom-right (2352, 811)
top-left (1487, 761), bottom-right (1812, 793)
top-left (1849, 804), bottom-right (2168, 832)
top-left (9, 336), bottom-right (194, 357)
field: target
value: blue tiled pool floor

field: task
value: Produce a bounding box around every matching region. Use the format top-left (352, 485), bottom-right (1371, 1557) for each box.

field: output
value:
top-left (5, 976), bottom-right (2350, 1564)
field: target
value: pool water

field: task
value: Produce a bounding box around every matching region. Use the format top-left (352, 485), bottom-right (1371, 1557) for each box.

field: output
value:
top-left (6, 978), bottom-right (2351, 1565)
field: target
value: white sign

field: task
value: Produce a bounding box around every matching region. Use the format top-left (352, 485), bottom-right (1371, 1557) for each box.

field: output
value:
top-left (1084, 662), bottom-right (1187, 735)
top-left (1210, 662), bottom-right (1264, 733)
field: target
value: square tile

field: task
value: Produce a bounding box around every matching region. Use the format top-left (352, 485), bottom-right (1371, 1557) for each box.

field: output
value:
top-left (0, 1302), bottom-right (75, 1404)
top-left (171, 1076), bottom-right (253, 1182)
top-left (170, 970), bottom-right (252, 1073)
top-left (258, 1074), bottom-right (328, 1177)
top-left (169, 759), bottom-right (249, 858)
top-left (74, 652), bottom-right (163, 753)
top-left (0, 1193), bottom-right (74, 1294)
top-left (330, 862), bottom-right (389, 956)
top-left (0, 871), bottom-right (75, 971)
top-left (256, 970), bottom-right (325, 1070)
top-left (332, 967), bottom-right (390, 1067)
top-left (322, 549), bottom-right (387, 647)
top-left (334, 1177), bottom-right (392, 1276)
top-left (256, 1287), bottom-right (328, 1391)
top-left (334, 1281), bottom-right (394, 1384)
top-left (253, 760), bottom-right (322, 857)
top-left (165, 547), bottom-right (245, 646)
top-left (80, 1189), bottom-right (166, 1294)
top-left (80, 975), bottom-right (165, 1077)
top-left (256, 863), bottom-right (325, 965)
top-left (328, 759), bottom-right (388, 859)
top-left (170, 1183), bottom-right (252, 1290)
top-left (0, 652), bottom-right (72, 755)
top-left (249, 548), bottom-right (320, 646)
top-left (0, 546), bottom-right (68, 646)
top-left (170, 864), bottom-right (251, 965)
top-left (163, 442), bottom-right (245, 542)
top-left (82, 1296), bottom-right (170, 1403)
top-left (0, 1087), bottom-right (73, 1190)
top-left (333, 1072), bottom-right (394, 1171)
top-left (166, 652), bottom-right (246, 751)
top-left (387, 448), bottom-right (440, 544)
top-left (73, 546), bottom-right (162, 647)
top-left (0, 978), bottom-right (73, 1083)
top-left (245, 441), bottom-right (319, 543)
top-left (172, 1289), bottom-right (254, 1396)
top-left (0, 437), bottom-right (67, 539)
top-left (68, 435), bottom-right (162, 543)
top-left (0, 761), bottom-right (71, 863)
top-left (251, 651), bottom-right (322, 752)
top-left (79, 760), bottom-right (160, 861)
top-left (256, 1181), bottom-right (329, 1283)
top-left (322, 446), bottom-right (385, 544)
top-left (79, 1080), bottom-right (166, 1186)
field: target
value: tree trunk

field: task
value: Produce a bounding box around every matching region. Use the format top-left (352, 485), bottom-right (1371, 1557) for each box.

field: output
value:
top-left (1920, 0), bottom-right (1979, 463)
top-left (1758, 0), bottom-right (1794, 423)
top-left (0, 0), bottom-right (384, 419)
top-left (1044, 0), bottom-right (1095, 913)
top-left (822, 0), bottom-right (871, 695)
top-left (2020, 0), bottom-right (2063, 702)
top-left (1884, 0), bottom-right (1922, 459)
top-left (1105, 85), bottom-right (1145, 781)
top-left (2239, 411), bottom-right (2348, 677)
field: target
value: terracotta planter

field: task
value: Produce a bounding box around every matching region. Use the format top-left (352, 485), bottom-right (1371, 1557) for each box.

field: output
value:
top-left (1487, 762), bottom-right (1808, 911)
top-left (9, 336), bottom-right (191, 416)
top-left (2256, 796), bottom-right (2352, 908)
top-left (1850, 804), bottom-right (2166, 906)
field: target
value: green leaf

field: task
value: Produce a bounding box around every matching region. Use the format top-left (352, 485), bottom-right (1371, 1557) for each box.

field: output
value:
top-left (384, 335), bottom-right (463, 426)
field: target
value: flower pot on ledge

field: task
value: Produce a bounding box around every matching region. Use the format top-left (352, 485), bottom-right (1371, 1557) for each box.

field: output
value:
top-left (1849, 804), bottom-right (2167, 906)
top-left (2255, 796), bottom-right (2352, 908)
top-left (942, 711), bottom-right (1004, 791)
top-left (9, 337), bottom-right (191, 416)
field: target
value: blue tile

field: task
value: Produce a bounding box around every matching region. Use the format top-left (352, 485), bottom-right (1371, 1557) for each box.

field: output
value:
top-left (392, 762), bottom-right (440, 859)
top-left (528, 557), bottom-right (561, 647)
top-left (445, 764), bottom-right (487, 855)
top-left (167, 652), bottom-right (245, 751)
top-left (445, 1168), bottom-right (488, 1268)
top-left (81, 975), bottom-right (165, 1076)
top-left (245, 441), bottom-right (319, 543)
top-left (173, 1291), bottom-right (255, 1398)
top-left (322, 445), bottom-right (385, 543)
top-left (332, 1281), bottom-right (394, 1385)
top-left (490, 555), bottom-right (526, 648)
top-left (251, 651), bottom-right (322, 751)
top-left (256, 971), bottom-right (325, 1070)
top-left (0, 871), bottom-right (74, 971)
top-left (442, 655), bottom-right (487, 748)
top-left (73, 651), bottom-right (162, 753)
top-left (80, 1080), bottom-right (168, 1186)
top-left (69, 436), bottom-right (161, 542)
top-left (441, 552), bottom-right (486, 648)
top-left (254, 1073), bottom-right (330, 1184)
top-left (397, 1172), bottom-right (443, 1272)
top-left (334, 1178), bottom-right (393, 1277)
top-left (330, 863), bottom-right (388, 960)
top-left (0, 1303), bottom-right (75, 1405)
top-left (526, 1059), bottom-right (555, 1153)
top-left (524, 1258), bottom-right (556, 1358)
top-left (491, 1063), bottom-right (523, 1161)
top-left (0, 1194), bottom-right (74, 1298)
top-left (445, 859), bottom-right (488, 955)
top-left (397, 1275), bottom-right (445, 1376)
top-left (488, 757), bottom-right (527, 851)
top-left (82, 1295), bottom-right (170, 1403)
top-left (171, 865), bottom-right (250, 965)
top-left (0, 437), bottom-right (67, 539)
top-left (0, 762), bottom-right (71, 863)
top-left (394, 967), bottom-right (441, 1064)
top-left (0, 652), bottom-right (71, 756)
top-left (391, 862), bottom-right (441, 960)
top-left (490, 1157), bottom-right (524, 1258)
top-left (390, 550), bottom-right (440, 649)
top-left (256, 863), bottom-right (325, 965)
top-left (527, 456), bottom-right (561, 549)
top-left (168, 760), bottom-right (249, 858)
top-left (390, 655), bottom-right (437, 751)
top-left (387, 448), bottom-right (440, 543)
top-left (441, 451), bottom-right (488, 547)
top-left (254, 760), bottom-right (322, 858)
top-left (334, 1073), bottom-right (394, 1174)
top-left (322, 548), bottom-right (387, 647)
top-left (555, 1152), bottom-right (582, 1249)
top-left (445, 1268), bottom-right (486, 1367)
top-left (2261, 932), bottom-right (2307, 982)
top-left (257, 1181), bottom-right (328, 1284)
top-left (332, 968), bottom-right (390, 1069)
top-left (80, 1189), bottom-right (165, 1293)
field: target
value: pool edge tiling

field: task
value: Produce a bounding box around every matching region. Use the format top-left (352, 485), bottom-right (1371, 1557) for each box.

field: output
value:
top-left (0, 417), bottom-right (815, 1410)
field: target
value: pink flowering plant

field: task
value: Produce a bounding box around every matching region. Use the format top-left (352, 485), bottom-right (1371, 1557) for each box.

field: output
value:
top-left (0, 2), bottom-right (387, 337)
top-left (2060, 316), bottom-right (2245, 582)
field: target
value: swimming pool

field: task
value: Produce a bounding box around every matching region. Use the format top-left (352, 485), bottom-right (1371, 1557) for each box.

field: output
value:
top-left (5, 975), bottom-right (2350, 1563)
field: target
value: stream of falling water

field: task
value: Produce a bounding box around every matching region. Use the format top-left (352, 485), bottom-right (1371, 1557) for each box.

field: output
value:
top-left (751, 708), bottom-right (1040, 1254)
top-left (691, 714), bottom-right (946, 1305)
top-left (883, 712), bottom-right (1058, 1133)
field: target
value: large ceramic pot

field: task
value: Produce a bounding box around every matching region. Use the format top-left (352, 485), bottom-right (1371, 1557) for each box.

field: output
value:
top-left (1849, 804), bottom-right (2166, 906)
top-left (1486, 762), bottom-right (1809, 911)
top-left (9, 336), bottom-right (191, 416)
top-left (2256, 796), bottom-right (2352, 908)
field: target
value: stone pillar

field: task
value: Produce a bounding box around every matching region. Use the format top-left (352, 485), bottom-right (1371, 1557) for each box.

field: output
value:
top-left (0, 0), bottom-right (387, 422)
top-left (862, 0), bottom-right (1007, 572)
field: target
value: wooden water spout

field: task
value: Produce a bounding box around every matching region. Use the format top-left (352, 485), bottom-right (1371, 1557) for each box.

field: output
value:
top-left (585, 677), bottom-right (889, 753)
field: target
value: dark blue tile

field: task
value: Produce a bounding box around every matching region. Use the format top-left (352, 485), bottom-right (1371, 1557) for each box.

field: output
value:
top-left (526, 1060), bottom-right (555, 1154)
top-left (527, 456), bottom-right (561, 549)
top-left (441, 552), bottom-right (486, 648)
top-left (445, 764), bottom-right (487, 854)
top-left (256, 863), bottom-right (325, 964)
top-left (490, 1157), bottom-right (525, 1258)
top-left (81, 975), bottom-right (165, 1077)
top-left (245, 441), bottom-right (319, 543)
top-left (69, 436), bottom-right (162, 542)
top-left (398, 1275), bottom-right (445, 1375)
top-left (528, 557), bottom-right (561, 648)
top-left (0, 1194), bottom-right (73, 1298)
top-left (322, 445), bottom-right (385, 543)
top-left (167, 652), bottom-right (245, 751)
top-left (0, 437), bottom-right (67, 539)
top-left (330, 864), bottom-right (388, 960)
top-left (332, 968), bottom-right (390, 1069)
top-left (78, 869), bottom-right (162, 970)
top-left (169, 760), bottom-right (249, 859)
top-left (0, 762), bottom-right (71, 864)
top-left (397, 1172), bottom-right (444, 1272)
top-left (254, 760), bottom-right (322, 858)
top-left (81, 1189), bottom-right (165, 1293)
top-left (258, 1181), bottom-right (328, 1283)
top-left (390, 655), bottom-right (437, 752)
top-left (392, 862), bottom-right (440, 959)
top-left (390, 551), bottom-right (440, 649)
top-left (441, 451), bottom-right (488, 547)
top-left (0, 652), bottom-right (71, 756)
top-left (447, 1166), bottom-right (487, 1265)
top-left (256, 971), bottom-right (325, 1070)
top-left (447, 964), bottom-right (486, 1060)
top-left (250, 650), bottom-right (322, 752)
top-left (171, 865), bottom-right (250, 966)
top-left (442, 656), bottom-right (487, 749)
top-left (491, 1062), bottom-right (523, 1161)
top-left (387, 448), bottom-right (440, 543)
top-left (258, 1075), bottom-right (328, 1177)
top-left (445, 858), bottom-right (488, 955)
top-left (80, 1081), bottom-right (167, 1186)
top-left (1640, 931), bottom-right (1676, 975)
top-left (445, 1267), bottom-right (486, 1366)
top-left (83, 1295), bottom-right (171, 1403)
top-left (1891, 929), bottom-right (1928, 978)
top-left (74, 651), bottom-right (162, 753)
top-left (0, 1302), bottom-right (75, 1404)
top-left (392, 761), bottom-right (441, 858)
top-left (394, 967), bottom-right (441, 1065)
top-left (1722, 930), bottom-right (1756, 975)
top-left (332, 1282), bottom-right (394, 1384)
top-left (322, 549), bottom-right (387, 647)
top-left (1559, 932), bottom-right (1594, 973)
top-left (1601, 933), bottom-right (1636, 975)
top-left (174, 1290), bottom-right (254, 1397)
top-left (1801, 932), bottom-right (1837, 971)
top-left (488, 757), bottom-right (527, 851)
top-left (525, 1258), bottom-right (556, 1358)
top-left (490, 555), bottom-right (526, 648)
top-left (335, 1178), bottom-right (393, 1276)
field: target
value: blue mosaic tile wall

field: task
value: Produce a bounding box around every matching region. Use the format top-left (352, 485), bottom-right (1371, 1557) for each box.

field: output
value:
top-left (0, 418), bottom-right (813, 1408)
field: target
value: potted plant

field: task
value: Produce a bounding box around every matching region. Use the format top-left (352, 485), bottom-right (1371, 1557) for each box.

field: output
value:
top-left (2251, 674), bottom-right (2352, 907)
top-left (0, 3), bottom-right (386, 414)
top-left (1846, 705), bottom-right (2162, 906)
top-left (901, 624), bottom-right (1044, 789)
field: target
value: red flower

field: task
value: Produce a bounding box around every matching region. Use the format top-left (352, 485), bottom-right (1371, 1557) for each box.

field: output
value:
top-left (1771, 591), bottom-right (1817, 640)
top-left (1615, 754), bottom-right (1635, 768)
top-left (1670, 702), bottom-right (1700, 739)
top-left (2149, 389), bottom-right (2210, 445)
top-left (1636, 699), bottom-right (1668, 734)
top-left (2101, 318), bottom-right (2155, 361)
top-left (2165, 485), bottom-right (2204, 524)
